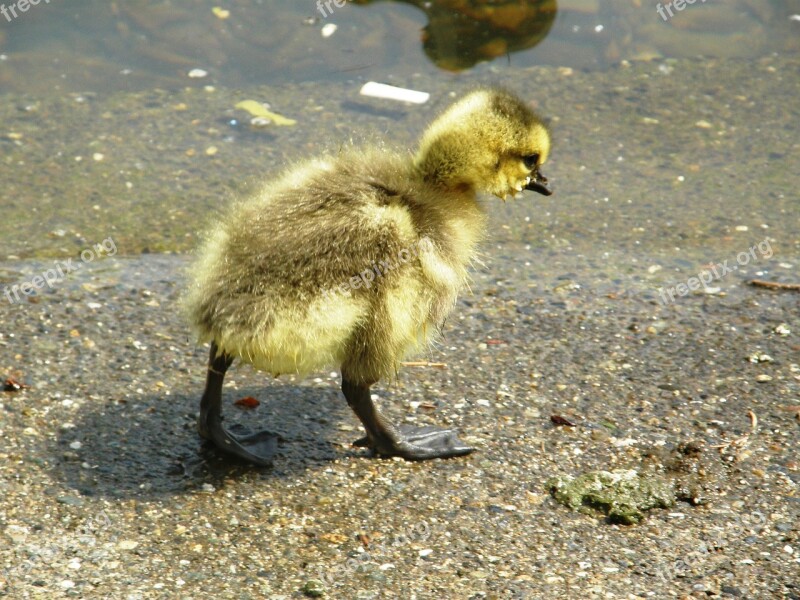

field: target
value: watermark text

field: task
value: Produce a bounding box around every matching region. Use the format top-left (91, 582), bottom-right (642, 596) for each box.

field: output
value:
top-left (656, 0), bottom-right (709, 22)
top-left (1, 0), bottom-right (52, 23)
top-left (3, 237), bottom-right (117, 304)
top-left (657, 238), bottom-right (773, 305)
top-left (316, 0), bottom-right (349, 18)
top-left (321, 236), bottom-right (434, 302)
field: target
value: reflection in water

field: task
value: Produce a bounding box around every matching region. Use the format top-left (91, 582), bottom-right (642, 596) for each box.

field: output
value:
top-left (0, 1), bottom-right (798, 93)
top-left (353, 0), bottom-right (557, 71)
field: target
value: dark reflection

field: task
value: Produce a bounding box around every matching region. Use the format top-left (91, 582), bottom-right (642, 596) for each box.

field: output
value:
top-left (353, 0), bottom-right (557, 71)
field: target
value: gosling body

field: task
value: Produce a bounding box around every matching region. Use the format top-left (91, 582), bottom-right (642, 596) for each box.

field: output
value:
top-left (185, 88), bottom-right (553, 464)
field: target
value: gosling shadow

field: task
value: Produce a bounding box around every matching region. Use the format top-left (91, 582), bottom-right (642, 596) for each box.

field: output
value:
top-left (49, 381), bottom-right (359, 500)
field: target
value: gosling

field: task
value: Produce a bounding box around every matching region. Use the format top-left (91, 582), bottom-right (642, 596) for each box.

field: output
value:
top-left (184, 87), bottom-right (553, 465)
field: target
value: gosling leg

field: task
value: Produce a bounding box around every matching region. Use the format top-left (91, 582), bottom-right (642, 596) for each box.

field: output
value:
top-left (341, 377), bottom-right (474, 460)
top-left (198, 342), bottom-right (278, 466)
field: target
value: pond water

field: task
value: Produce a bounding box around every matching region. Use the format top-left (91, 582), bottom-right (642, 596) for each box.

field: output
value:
top-left (0, 0), bottom-right (798, 294)
top-left (1, 1), bottom-right (798, 92)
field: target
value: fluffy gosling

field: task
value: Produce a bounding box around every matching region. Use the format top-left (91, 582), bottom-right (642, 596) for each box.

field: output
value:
top-left (184, 87), bottom-right (553, 465)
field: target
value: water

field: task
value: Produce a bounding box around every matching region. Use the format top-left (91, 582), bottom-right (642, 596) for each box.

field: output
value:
top-left (0, 0), bottom-right (798, 292)
top-left (1, 1), bottom-right (798, 93)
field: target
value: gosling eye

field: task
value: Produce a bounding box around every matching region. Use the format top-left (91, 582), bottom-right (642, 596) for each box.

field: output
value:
top-left (522, 153), bottom-right (540, 169)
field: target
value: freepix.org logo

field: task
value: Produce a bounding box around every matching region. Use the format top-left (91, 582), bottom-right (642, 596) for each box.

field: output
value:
top-left (1, 0), bottom-right (52, 23)
top-left (3, 237), bottom-right (117, 304)
top-left (657, 238), bottom-right (773, 305)
top-left (656, 0), bottom-right (709, 22)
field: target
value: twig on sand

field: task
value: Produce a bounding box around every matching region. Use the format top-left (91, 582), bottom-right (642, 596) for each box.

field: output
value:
top-left (748, 279), bottom-right (800, 291)
top-left (780, 405), bottom-right (800, 423)
top-left (710, 410), bottom-right (758, 458)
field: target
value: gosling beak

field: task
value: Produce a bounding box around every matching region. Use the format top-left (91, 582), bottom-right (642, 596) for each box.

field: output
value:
top-left (524, 170), bottom-right (553, 196)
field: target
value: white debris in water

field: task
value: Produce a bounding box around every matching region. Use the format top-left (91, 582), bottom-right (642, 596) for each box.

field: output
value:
top-left (360, 82), bottom-right (429, 104)
top-left (321, 23), bottom-right (338, 37)
top-left (188, 68), bottom-right (208, 79)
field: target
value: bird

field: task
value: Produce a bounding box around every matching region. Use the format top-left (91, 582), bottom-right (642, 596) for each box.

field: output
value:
top-left (183, 87), bottom-right (553, 466)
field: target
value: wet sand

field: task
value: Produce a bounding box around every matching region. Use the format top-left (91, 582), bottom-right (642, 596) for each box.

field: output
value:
top-left (1, 55), bottom-right (799, 599)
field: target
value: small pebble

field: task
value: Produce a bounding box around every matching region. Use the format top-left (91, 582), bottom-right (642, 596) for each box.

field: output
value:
top-left (302, 579), bottom-right (325, 597)
top-left (250, 116), bottom-right (271, 128)
top-left (57, 496), bottom-right (84, 507)
top-left (774, 323), bottom-right (791, 336)
top-left (321, 23), bottom-right (338, 38)
top-left (748, 352), bottom-right (773, 363)
top-left (188, 68), bottom-right (208, 79)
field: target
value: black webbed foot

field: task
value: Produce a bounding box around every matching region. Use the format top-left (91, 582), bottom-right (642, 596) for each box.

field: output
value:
top-left (201, 420), bottom-right (278, 467)
top-left (198, 342), bottom-right (276, 467)
top-left (353, 425), bottom-right (474, 460)
top-left (343, 378), bottom-right (475, 461)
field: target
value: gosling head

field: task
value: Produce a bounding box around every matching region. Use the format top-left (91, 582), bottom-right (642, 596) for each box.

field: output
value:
top-left (414, 87), bottom-right (553, 200)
